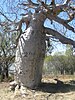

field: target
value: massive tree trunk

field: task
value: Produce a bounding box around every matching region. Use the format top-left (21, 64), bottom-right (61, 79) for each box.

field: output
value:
top-left (14, 13), bottom-right (46, 89)
top-left (13, 1), bottom-right (75, 90)
top-left (0, 0), bottom-right (75, 92)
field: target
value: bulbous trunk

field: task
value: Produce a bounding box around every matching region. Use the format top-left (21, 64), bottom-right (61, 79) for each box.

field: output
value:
top-left (14, 13), bottom-right (46, 89)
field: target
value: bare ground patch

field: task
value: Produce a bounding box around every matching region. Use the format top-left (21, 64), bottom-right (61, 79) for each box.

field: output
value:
top-left (0, 75), bottom-right (75, 100)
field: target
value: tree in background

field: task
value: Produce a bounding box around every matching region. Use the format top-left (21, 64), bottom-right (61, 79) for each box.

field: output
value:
top-left (65, 44), bottom-right (73, 56)
top-left (44, 55), bottom-right (67, 75)
top-left (0, 0), bottom-right (75, 89)
top-left (65, 44), bottom-right (75, 75)
top-left (0, 21), bottom-right (17, 80)
top-left (44, 53), bottom-right (75, 75)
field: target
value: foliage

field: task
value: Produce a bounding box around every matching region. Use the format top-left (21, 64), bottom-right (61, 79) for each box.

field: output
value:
top-left (65, 44), bottom-right (73, 56)
top-left (44, 54), bottom-right (75, 75)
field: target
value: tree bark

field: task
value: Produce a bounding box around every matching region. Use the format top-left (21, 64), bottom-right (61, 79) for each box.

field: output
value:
top-left (45, 28), bottom-right (75, 47)
top-left (5, 67), bottom-right (9, 79)
top-left (14, 8), bottom-right (75, 89)
top-left (14, 13), bottom-right (46, 89)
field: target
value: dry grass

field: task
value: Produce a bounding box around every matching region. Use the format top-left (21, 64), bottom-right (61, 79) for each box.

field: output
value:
top-left (0, 75), bottom-right (75, 100)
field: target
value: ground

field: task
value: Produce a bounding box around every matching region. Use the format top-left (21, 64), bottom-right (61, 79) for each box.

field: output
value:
top-left (0, 75), bottom-right (75, 100)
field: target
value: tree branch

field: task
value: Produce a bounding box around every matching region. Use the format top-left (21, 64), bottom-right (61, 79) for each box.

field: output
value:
top-left (47, 15), bottom-right (75, 32)
top-left (45, 27), bottom-right (75, 47)
top-left (21, 0), bottom-right (39, 7)
top-left (18, 13), bottom-right (32, 30)
top-left (41, 1), bottom-right (74, 32)
top-left (28, 0), bottom-right (39, 6)
top-left (0, 12), bottom-right (13, 22)
top-left (64, 0), bottom-right (71, 4)
top-left (15, 13), bottom-right (32, 47)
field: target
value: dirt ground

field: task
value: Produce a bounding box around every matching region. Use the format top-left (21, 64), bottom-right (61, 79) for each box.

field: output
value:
top-left (0, 75), bottom-right (75, 100)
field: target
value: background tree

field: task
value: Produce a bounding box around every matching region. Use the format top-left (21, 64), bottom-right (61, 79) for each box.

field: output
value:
top-left (44, 54), bottom-right (75, 75)
top-left (0, 21), bottom-right (17, 80)
top-left (65, 44), bottom-right (75, 75)
top-left (44, 54), bottom-right (67, 75)
top-left (0, 0), bottom-right (75, 89)
top-left (65, 44), bottom-right (73, 56)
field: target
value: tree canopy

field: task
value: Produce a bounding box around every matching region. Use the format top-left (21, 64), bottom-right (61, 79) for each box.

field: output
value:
top-left (0, 0), bottom-right (75, 48)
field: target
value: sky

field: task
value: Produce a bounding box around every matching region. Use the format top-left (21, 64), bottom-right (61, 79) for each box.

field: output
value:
top-left (0, 0), bottom-right (75, 55)
top-left (27, 0), bottom-right (75, 54)
top-left (44, 18), bottom-right (75, 55)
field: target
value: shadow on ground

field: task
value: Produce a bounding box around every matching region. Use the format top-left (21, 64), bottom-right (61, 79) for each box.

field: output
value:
top-left (35, 80), bottom-right (75, 93)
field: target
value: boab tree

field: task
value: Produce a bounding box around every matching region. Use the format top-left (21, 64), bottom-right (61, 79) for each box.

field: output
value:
top-left (0, 0), bottom-right (75, 89)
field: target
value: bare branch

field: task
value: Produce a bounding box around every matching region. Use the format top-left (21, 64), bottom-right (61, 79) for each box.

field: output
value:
top-left (28, 0), bottom-right (39, 6)
top-left (47, 14), bottom-right (75, 32)
top-left (45, 27), bottom-right (75, 47)
top-left (51, 0), bottom-right (55, 5)
top-left (64, 0), bottom-right (71, 4)
top-left (39, 2), bottom-right (74, 32)
top-left (41, 0), bottom-right (74, 30)
top-left (21, 0), bottom-right (39, 7)
top-left (0, 12), bottom-right (13, 22)
top-left (15, 13), bottom-right (32, 46)
top-left (18, 14), bottom-right (32, 30)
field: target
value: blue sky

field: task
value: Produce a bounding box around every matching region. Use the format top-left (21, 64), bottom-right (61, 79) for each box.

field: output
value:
top-left (44, 17), bottom-right (75, 54)
top-left (0, 0), bottom-right (75, 54)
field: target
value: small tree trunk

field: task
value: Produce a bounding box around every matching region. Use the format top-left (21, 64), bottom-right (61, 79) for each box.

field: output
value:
top-left (5, 67), bottom-right (9, 78)
top-left (1, 73), bottom-right (5, 81)
top-left (71, 69), bottom-right (74, 75)
top-left (14, 14), bottom-right (46, 89)
top-left (4, 62), bottom-right (9, 79)
top-left (60, 69), bottom-right (65, 75)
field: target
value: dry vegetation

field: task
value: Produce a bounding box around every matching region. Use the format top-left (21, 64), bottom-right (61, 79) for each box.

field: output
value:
top-left (0, 75), bottom-right (75, 100)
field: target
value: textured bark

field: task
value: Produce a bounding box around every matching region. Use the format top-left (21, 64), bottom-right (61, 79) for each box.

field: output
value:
top-left (14, 13), bottom-right (46, 88)
top-left (14, 2), bottom-right (75, 89)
